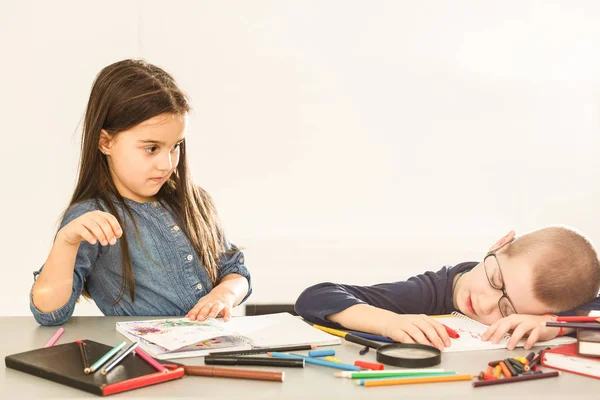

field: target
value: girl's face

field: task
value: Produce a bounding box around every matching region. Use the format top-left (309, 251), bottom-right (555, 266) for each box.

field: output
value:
top-left (100, 113), bottom-right (187, 203)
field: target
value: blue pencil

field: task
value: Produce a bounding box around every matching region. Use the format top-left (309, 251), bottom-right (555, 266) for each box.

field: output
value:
top-left (269, 352), bottom-right (360, 371)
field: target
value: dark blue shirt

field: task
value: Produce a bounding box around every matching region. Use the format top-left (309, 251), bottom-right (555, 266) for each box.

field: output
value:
top-left (294, 262), bottom-right (600, 328)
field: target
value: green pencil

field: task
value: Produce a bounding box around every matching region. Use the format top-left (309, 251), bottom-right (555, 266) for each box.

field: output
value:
top-left (89, 341), bottom-right (127, 373)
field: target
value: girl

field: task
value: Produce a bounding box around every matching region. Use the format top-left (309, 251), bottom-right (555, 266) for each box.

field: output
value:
top-left (31, 59), bottom-right (251, 326)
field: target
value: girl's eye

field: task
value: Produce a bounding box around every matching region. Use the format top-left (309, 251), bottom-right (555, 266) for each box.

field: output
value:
top-left (144, 146), bottom-right (158, 153)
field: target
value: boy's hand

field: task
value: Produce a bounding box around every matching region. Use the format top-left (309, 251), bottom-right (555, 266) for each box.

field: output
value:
top-left (58, 210), bottom-right (122, 247)
top-left (381, 314), bottom-right (451, 351)
top-left (481, 314), bottom-right (560, 350)
top-left (186, 290), bottom-right (235, 322)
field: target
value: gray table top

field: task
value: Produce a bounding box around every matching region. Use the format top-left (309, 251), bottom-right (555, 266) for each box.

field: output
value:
top-left (1, 316), bottom-right (596, 399)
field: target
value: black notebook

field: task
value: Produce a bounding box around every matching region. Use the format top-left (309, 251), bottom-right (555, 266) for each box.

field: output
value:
top-left (5, 340), bottom-right (184, 396)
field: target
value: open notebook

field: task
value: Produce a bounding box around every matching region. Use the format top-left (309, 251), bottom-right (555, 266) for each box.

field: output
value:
top-left (116, 312), bottom-right (341, 360)
top-left (436, 312), bottom-right (576, 353)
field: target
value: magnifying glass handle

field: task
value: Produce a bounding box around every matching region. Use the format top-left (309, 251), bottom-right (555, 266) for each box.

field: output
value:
top-left (345, 333), bottom-right (382, 349)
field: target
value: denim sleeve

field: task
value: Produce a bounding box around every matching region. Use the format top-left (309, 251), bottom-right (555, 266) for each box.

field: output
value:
top-left (217, 242), bottom-right (252, 305)
top-left (30, 201), bottom-right (101, 326)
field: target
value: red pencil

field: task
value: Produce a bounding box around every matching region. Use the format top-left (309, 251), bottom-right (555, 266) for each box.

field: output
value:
top-left (556, 316), bottom-right (600, 323)
top-left (443, 324), bottom-right (460, 339)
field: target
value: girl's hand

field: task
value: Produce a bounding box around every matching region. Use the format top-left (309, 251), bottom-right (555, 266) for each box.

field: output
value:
top-left (186, 290), bottom-right (235, 322)
top-left (481, 314), bottom-right (560, 350)
top-left (58, 210), bottom-right (123, 247)
top-left (381, 314), bottom-right (451, 351)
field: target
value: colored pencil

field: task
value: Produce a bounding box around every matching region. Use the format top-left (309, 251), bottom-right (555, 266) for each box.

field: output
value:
top-left (134, 347), bottom-right (167, 373)
top-left (184, 365), bottom-right (284, 382)
top-left (44, 327), bottom-right (64, 347)
top-left (335, 369), bottom-right (446, 378)
top-left (311, 325), bottom-right (348, 338)
top-left (89, 341), bottom-right (127, 373)
top-left (269, 352), bottom-right (360, 371)
top-left (101, 342), bottom-right (139, 375)
top-left (358, 372), bottom-right (458, 385)
top-left (359, 374), bottom-right (473, 387)
top-left (473, 371), bottom-right (560, 387)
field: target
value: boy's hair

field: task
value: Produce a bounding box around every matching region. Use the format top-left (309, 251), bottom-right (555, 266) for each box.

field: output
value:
top-left (69, 59), bottom-right (230, 304)
top-left (506, 226), bottom-right (600, 313)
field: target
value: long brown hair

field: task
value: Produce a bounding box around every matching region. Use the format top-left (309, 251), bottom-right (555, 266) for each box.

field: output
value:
top-left (69, 59), bottom-right (227, 303)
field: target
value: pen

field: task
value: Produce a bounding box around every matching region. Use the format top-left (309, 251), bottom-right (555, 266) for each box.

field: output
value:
top-left (204, 356), bottom-right (304, 368)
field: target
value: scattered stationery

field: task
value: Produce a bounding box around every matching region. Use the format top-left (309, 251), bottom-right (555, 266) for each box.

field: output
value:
top-left (4, 340), bottom-right (184, 396)
top-left (334, 369), bottom-right (447, 379)
top-left (101, 342), bottom-right (139, 375)
top-left (541, 343), bottom-right (600, 380)
top-left (434, 312), bottom-right (576, 352)
top-left (183, 365), bottom-right (284, 382)
top-left (44, 327), bottom-right (65, 348)
top-left (577, 328), bottom-right (600, 357)
top-left (89, 341), bottom-right (126, 373)
top-left (116, 313), bottom-right (340, 359)
top-left (269, 352), bottom-right (360, 371)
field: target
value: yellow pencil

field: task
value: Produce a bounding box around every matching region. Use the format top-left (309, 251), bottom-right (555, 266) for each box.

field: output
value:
top-left (358, 374), bottom-right (473, 387)
top-left (312, 325), bottom-right (348, 338)
top-left (324, 356), bottom-right (342, 363)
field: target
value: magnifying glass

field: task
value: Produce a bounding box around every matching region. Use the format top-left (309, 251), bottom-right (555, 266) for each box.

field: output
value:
top-left (345, 333), bottom-right (442, 368)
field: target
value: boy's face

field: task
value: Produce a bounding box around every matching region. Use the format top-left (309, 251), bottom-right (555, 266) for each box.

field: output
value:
top-left (100, 113), bottom-right (187, 204)
top-left (453, 234), bottom-right (551, 325)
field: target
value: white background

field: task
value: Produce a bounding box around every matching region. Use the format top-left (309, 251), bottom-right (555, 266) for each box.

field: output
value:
top-left (1, 1), bottom-right (600, 316)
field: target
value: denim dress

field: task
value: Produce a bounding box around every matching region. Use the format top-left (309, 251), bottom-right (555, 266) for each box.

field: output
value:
top-left (30, 198), bottom-right (252, 326)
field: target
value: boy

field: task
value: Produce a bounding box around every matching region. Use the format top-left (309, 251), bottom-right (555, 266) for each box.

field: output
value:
top-left (295, 227), bottom-right (600, 350)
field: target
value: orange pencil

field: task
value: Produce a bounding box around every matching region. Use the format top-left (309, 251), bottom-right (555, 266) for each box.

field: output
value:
top-left (359, 374), bottom-right (473, 387)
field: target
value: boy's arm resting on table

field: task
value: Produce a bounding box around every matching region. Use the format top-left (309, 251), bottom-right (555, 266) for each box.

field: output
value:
top-left (294, 271), bottom-right (453, 350)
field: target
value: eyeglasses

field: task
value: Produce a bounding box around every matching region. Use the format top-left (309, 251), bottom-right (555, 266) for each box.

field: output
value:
top-left (483, 238), bottom-right (518, 317)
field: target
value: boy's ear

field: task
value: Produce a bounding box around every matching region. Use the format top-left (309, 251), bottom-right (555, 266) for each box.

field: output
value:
top-left (98, 129), bottom-right (113, 155)
top-left (489, 230), bottom-right (516, 252)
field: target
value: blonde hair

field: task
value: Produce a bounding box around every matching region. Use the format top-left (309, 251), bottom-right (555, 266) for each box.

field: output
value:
top-left (506, 226), bottom-right (600, 313)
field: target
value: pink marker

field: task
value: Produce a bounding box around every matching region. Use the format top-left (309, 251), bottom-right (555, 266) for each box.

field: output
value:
top-left (134, 347), bottom-right (167, 373)
top-left (44, 327), bottom-right (64, 347)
